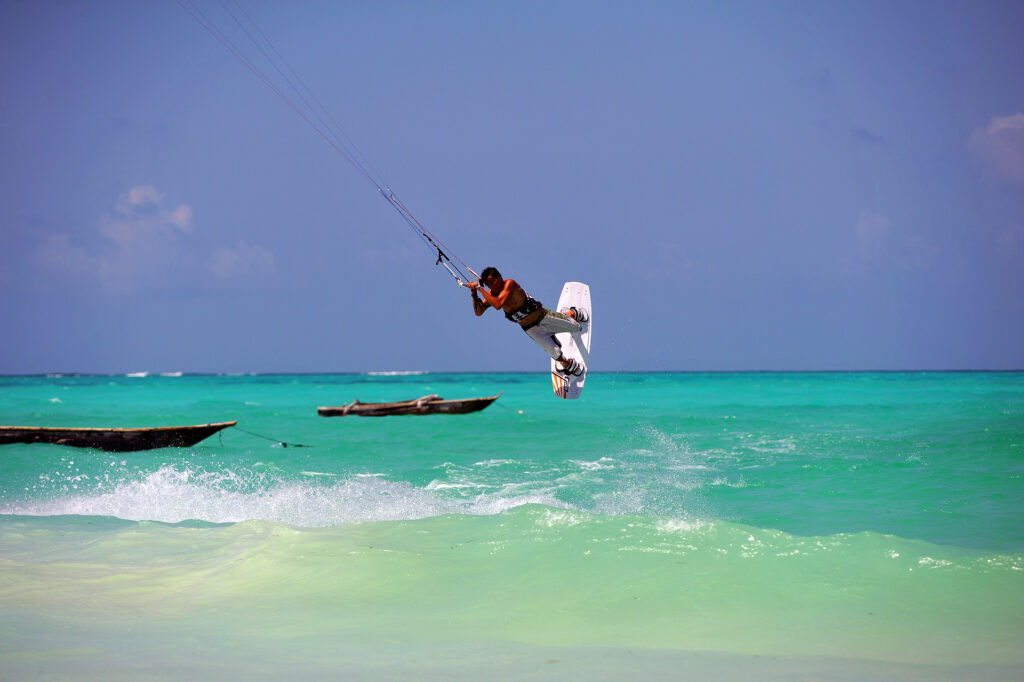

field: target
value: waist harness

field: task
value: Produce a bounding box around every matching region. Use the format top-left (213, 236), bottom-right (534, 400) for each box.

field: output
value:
top-left (504, 295), bottom-right (542, 324)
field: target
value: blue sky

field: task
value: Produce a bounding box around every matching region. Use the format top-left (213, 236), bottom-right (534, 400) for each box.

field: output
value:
top-left (1, 0), bottom-right (1022, 373)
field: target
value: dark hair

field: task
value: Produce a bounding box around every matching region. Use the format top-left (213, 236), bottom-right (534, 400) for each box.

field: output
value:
top-left (480, 266), bottom-right (501, 281)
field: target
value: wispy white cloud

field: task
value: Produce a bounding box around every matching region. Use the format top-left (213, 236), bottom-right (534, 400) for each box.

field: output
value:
top-left (206, 241), bottom-right (276, 279)
top-left (33, 186), bottom-right (274, 294)
top-left (35, 234), bottom-right (100, 279)
top-left (969, 113), bottom-right (1024, 184)
top-left (855, 210), bottom-right (934, 268)
top-left (103, 185), bottom-right (193, 242)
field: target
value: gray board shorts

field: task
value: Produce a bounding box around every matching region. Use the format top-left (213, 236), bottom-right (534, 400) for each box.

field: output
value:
top-left (523, 309), bottom-right (582, 360)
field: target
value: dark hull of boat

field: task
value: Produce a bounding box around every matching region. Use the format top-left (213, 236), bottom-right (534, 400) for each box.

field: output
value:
top-left (318, 393), bottom-right (501, 417)
top-left (0, 421), bottom-right (237, 452)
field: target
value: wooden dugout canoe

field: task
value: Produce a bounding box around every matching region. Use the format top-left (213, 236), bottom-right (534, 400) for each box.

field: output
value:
top-left (0, 421), bottom-right (237, 452)
top-left (317, 393), bottom-right (502, 417)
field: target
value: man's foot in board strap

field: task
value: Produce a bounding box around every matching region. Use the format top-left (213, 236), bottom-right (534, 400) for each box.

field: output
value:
top-left (570, 306), bottom-right (589, 323)
top-left (560, 357), bottom-right (583, 377)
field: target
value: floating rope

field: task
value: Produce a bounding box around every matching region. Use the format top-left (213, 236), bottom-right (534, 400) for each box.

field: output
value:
top-left (233, 426), bottom-right (312, 448)
top-left (176, 0), bottom-right (478, 287)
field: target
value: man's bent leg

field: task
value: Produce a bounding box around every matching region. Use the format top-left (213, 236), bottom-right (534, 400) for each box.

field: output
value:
top-left (536, 310), bottom-right (582, 335)
top-left (524, 325), bottom-right (563, 361)
top-left (523, 311), bottom-right (584, 374)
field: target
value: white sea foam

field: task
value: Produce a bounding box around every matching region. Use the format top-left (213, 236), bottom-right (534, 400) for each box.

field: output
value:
top-left (711, 477), bottom-right (749, 488)
top-left (4, 465), bottom-right (566, 527)
top-left (365, 370), bottom-right (425, 376)
top-left (655, 518), bottom-right (707, 533)
top-left (425, 480), bottom-right (477, 491)
top-left (472, 459), bottom-right (518, 468)
top-left (570, 457), bottom-right (617, 471)
top-left (536, 508), bottom-right (584, 527)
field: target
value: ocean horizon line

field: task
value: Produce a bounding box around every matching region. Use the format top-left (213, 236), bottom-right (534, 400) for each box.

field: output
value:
top-left (3, 368), bottom-right (1022, 379)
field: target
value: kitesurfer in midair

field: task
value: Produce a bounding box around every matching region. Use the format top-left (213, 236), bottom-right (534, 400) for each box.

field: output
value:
top-left (470, 266), bottom-right (588, 376)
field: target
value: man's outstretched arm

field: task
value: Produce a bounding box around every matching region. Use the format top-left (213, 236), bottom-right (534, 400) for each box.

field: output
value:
top-left (471, 289), bottom-right (489, 316)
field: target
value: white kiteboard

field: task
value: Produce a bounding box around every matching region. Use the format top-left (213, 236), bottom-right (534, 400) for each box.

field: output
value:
top-left (550, 281), bottom-right (592, 400)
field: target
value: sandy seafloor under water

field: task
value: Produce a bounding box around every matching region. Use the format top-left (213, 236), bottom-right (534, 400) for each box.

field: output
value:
top-left (1, 371), bottom-right (1021, 679)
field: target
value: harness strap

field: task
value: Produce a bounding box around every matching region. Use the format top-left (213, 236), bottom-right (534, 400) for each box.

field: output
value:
top-left (504, 295), bottom-right (542, 323)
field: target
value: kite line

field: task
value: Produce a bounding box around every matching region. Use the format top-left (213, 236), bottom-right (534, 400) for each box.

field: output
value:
top-left (175, 0), bottom-right (478, 287)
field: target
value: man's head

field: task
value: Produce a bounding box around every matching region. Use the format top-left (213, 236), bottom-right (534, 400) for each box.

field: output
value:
top-left (480, 266), bottom-right (502, 287)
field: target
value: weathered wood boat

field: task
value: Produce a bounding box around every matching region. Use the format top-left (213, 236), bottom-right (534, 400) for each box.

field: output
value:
top-left (318, 393), bottom-right (502, 417)
top-left (0, 421), bottom-right (237, 452)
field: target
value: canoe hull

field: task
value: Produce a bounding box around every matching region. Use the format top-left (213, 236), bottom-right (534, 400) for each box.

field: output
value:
top-left (318, 394), bottom-right (501, 417)
top-left (0, 421), bottom-right (237, 452)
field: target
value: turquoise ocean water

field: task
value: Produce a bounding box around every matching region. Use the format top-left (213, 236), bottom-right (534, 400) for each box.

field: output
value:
top-left (1, 372), bottom-right (1022, 680)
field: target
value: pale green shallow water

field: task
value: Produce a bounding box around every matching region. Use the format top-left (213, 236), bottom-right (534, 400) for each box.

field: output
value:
top-left (1, 372), bottom-right (1022, 679)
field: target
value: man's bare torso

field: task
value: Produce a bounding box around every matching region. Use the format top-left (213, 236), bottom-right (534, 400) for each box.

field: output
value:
top-left (490, 278), bottom-right (543, 328)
